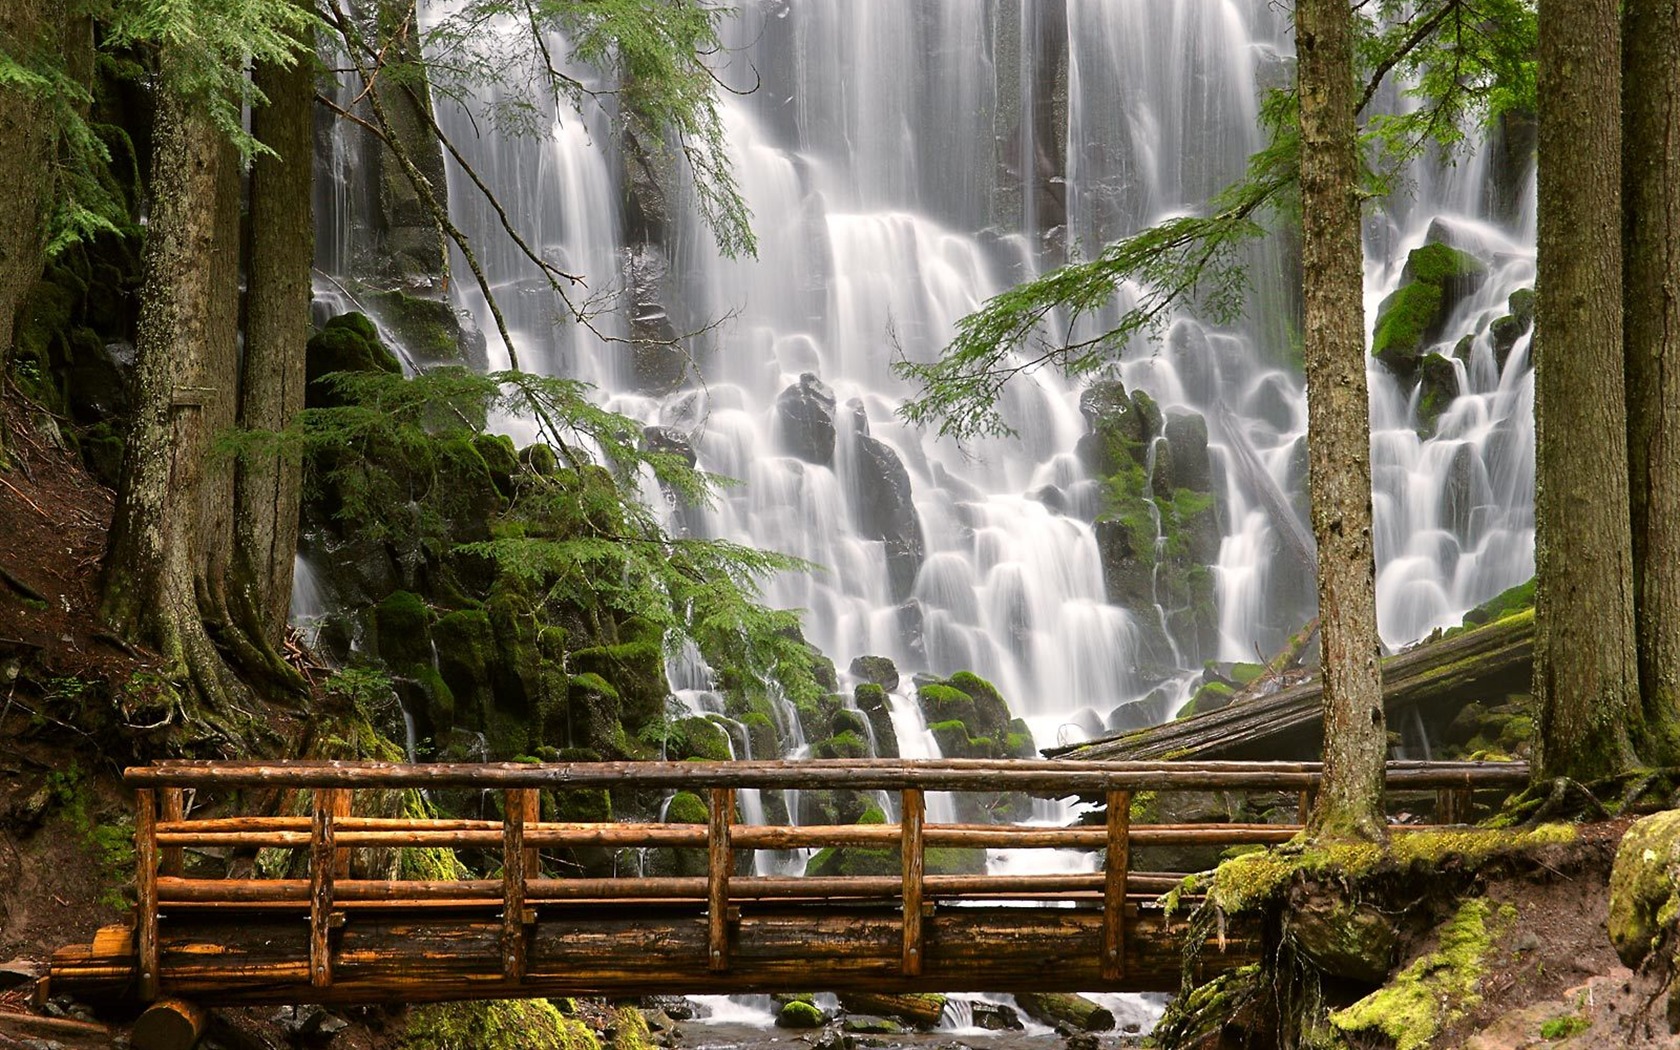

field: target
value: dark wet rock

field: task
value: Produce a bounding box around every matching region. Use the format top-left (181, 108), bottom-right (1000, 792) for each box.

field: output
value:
top-left (1163, 411), bottom-right (1213, 492)
top-left (1107, 697), bottom-right (1159, 733)
top-left (1167, 319), bottom-right (1218, 405)
top-left (624, 243), bottom-right (687, 394)
top-left (1415, 352), bottom-right (1459, 436)
top-left (854, 683), bottom-right (899, 758)
top-left (849, 655), bottom-right (899, 691)
top-left (777, 372), bottom-right (839, 464)
top-left (305, 312), bottom-right (401, 409)
top-left (1490, 286), bottom-right (1536, 372)
top-left (843, 397), bottom-right (870, 436)
top-left (968, 1002), bottom-right (1023, 1032)
top-left (1028, 484), bottom-right (1068, 515)
top-left (853, 435), bottom-right (924, 601)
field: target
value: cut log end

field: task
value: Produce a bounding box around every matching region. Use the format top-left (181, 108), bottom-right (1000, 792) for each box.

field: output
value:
top-left (132, 998), bottom-right (209, 1050)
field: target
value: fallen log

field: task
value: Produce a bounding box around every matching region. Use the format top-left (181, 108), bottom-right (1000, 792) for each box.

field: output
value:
top-left (1014, 991), bottom-right (1115, 1031)
top-left (1057, 610), bottom-right (1533, 762)
top-left (838, 992), bottom-right (947, 1027)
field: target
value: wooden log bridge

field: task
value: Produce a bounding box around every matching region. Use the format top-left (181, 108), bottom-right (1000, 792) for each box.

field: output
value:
top-left (47, 759), bottom-right (1528, 1008)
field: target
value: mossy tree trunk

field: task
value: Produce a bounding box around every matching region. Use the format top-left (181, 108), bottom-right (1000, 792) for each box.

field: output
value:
top-left (100, 55), bottom-right (243, 711)
top-left (235, 19), bottom-right (315, 651)
top-left (1533, 0), bottom-right (1644, 781)
top-left (1296, 0), bottom-right (1386, 842)
top-left (1623, 0), bottom-right (1680, 766)
top-left (0, 0), bottom-right (69, 463)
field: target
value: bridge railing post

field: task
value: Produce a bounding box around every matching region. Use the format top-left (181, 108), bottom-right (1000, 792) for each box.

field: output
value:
top-left (707, 787), bottom-right (733, 972)
top-left (135, 787), bottom-right (160, 1002)
top-left (159, 789), bottom-right (184, 878)
top-left (502, 788), bottom-right (536, 981)
top-left (900, 788), bottom-right (925, 976)
top-left (1102, 789), bottom-right (1130, 982)
top-left (310, 788), bottom-right (344, 989)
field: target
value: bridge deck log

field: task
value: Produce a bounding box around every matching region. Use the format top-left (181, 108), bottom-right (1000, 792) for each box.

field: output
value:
top-left (52, 902), bottom-right (1256, 1005)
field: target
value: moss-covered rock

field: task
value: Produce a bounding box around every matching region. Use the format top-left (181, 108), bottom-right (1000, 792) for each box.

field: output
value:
top-left (473, 433), bottom-right (519, 498)
top-left (372, 591), bottom-right (432, 670)
top-left (1373, 243), bottom-right (1489, 378)
top-left (1461, 577), bottom-right (1535, 628)
top-left (433, 609), bottom-right (496, 716)
top-left (775, 1000), bottom-right (825, 1029)
top-left (306, 312), bottom-right (401, 408)
top-left (363, 287), bottom-right (467, 364)
top-left (849, 654), bottom-right (899, 691)
top-left (400, 1000), bottom-right (599, 1050)
top-left (671, 715), bottom-right (733, 761)
top-left (1608, 809), bottom-right (1680, 969)
top-left (1286, 895), bottom-right (1399, 984)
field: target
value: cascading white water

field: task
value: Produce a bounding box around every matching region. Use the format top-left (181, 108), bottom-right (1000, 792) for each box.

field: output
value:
top-left (324, 0), bottom-right (1540, 750)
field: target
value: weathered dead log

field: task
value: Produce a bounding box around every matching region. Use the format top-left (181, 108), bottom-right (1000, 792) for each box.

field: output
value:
top-left (1057, 611), bottom-right (1534, 762)
top-left (1014, 991), bottom-right (1115, 1031)
top-left (132, 998), bottom-right (208, 1050)
top-left (838, 992), bottom-right (947, 1026)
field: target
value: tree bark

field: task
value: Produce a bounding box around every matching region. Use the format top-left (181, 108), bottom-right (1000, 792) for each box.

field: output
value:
top-left (235, 28), bottom-right (315, 650)
top-left (1623, 0), bottom-right (1680, 765)
top-left (1534, 0), bottom-right (1643, 781)
top-left (100, 57), bottom-right (240, 709)
top-left (0, 0), bottom-right (63, 459)
top-left (1295, 0), bottom-right (1387, 842)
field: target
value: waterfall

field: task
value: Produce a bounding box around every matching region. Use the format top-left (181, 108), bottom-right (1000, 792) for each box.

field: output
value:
top-left (310, 0), bottom-right (1539, 751)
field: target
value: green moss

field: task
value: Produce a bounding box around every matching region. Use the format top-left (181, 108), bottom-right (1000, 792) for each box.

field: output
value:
top-left (1402, 242), bottom-right (1488, 285)
top-left (306, 312), bottom-right (401, 407)
top-left (664, 791), bottom-right (708, 824)
top-left (609, 1005), bottom-right (655, 1050)
top-left (813, 729), bottom-right (870, 759)
top-left (918, 683), bottom-right (975, 724)
top-left (373, 591), bottom-right (432, 670)
top-left (1540, 1015), bottom-right (1589, 1040)
top-left (775, 1000), bottom-right (825, 1029)
top-left (364, 288), bottom-right (462, 361)
top-left (1372, 281), bottom-right (1446, 366)
top-left (401, 1000), bottom-right (599, 1050)
top-left (569, 672), bottom-right (618, 698)
top-left (1461, 578), bottom-right (1536, 628)
top-left (1228, 663), bottom-right (1263, 686)
top-left (1329, 898), bottom-right (1512, 1050)
top-left (1609, 809), bottom-right (1680, 968)
top-left (673, 715), bottom-right (733, 760)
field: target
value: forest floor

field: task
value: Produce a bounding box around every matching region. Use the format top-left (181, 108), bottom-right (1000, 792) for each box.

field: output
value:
top-left (0, 389), bottom-right (1676, 1048)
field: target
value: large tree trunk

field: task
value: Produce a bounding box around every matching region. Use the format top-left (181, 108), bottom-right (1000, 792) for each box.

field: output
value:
top-left (234, 33), bottom-right (314, 651)
top-left (0, 0), bottom-right (63, 460)
top-left (1534, 0), bottom-right (1642, 781)
top-left (1295, 0), bottom-right (1386, 842)
top-left (100, 61), bottom-right (240, 710)
top-left (1623, 0), bottom-right (1680, 765)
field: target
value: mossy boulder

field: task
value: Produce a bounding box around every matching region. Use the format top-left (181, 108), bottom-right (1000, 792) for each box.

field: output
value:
top-left (1329, 898), bottom-right (1512, 1050)
top-left (1608, 809), bottom-right (1680, 969)
top-left (363, 287), bottom-right (471, 365)
top-left (1489, 287), bottom-right (1536, 370)
top-left (432, 609), bottom-right (496, 716)
top-left (306, 312), bottom-right (400, 408)
top-left (849, 654), bottom-right (899, 691)
top-left (1415, 351), bottom-right (1458, 436)
top-left (812, 729), bottom-right (870, 759)
top-left (372, 591), bottom-right (432, 670)
top-left (400, 1000), bottom-right (599, 1050)
top-left (671, 715), bottom-right (733, 761)
top-left (473, 433), bottom-right (519, 498)
top-left (774, 1000), bottom-right (825, 1029)
top-left (570, 636), bottom-right (669, 736)
top-left (1372, 243), bottom-right (1489, 377)
top-left (1461, 577), bottom-right (1535, 628)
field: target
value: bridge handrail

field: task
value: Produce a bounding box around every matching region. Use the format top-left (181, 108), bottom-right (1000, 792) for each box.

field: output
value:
top-left (123, 757), bottom-right (1529, 792)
